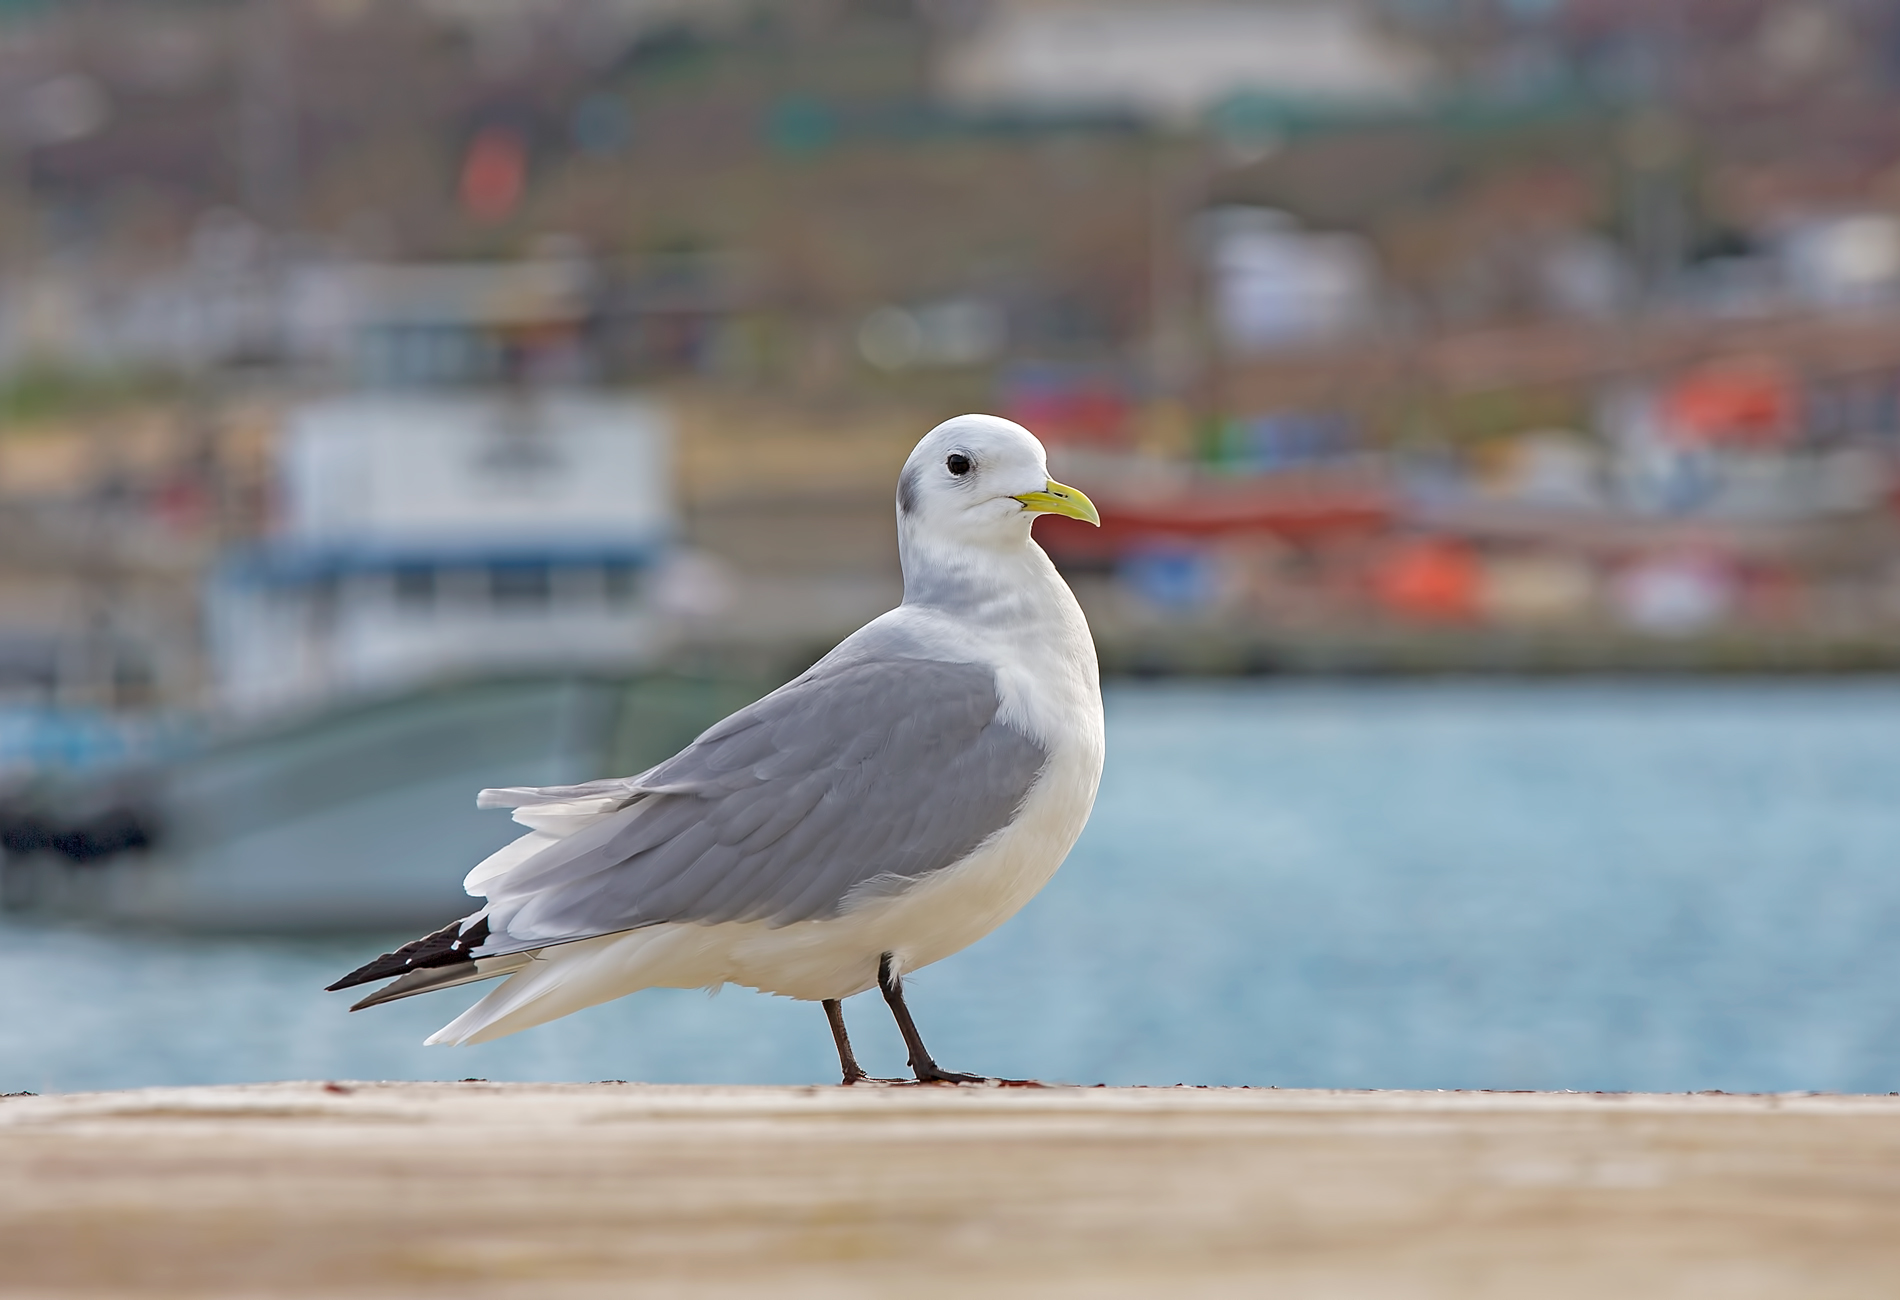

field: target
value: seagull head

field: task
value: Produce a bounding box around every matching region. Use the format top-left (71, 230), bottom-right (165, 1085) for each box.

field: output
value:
top-left (895, 415), bottom-right (1099, 559)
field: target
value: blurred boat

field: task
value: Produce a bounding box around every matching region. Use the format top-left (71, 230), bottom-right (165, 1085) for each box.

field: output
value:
top-left (1038, 451), bottom-right (1393, 567)
top-left (0, 261), bottom-right (747, 932)
top-left (210, 389), bottom-right (678, 718)
top-left (0, 673), bottom-right (764, 931)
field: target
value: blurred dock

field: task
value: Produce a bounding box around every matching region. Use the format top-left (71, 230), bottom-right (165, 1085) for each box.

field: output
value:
top-left (2, 1082), bottom-right (1896, 1297)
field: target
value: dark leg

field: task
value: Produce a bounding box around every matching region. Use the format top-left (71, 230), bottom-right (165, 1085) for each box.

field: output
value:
top-left (877, 952), bottom-right (984, 1084)
top-left (822, 998), bottom-right (870, 1086)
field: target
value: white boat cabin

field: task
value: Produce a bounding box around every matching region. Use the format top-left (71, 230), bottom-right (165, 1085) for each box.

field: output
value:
top-left (210, 393), bottom-right (673, 717)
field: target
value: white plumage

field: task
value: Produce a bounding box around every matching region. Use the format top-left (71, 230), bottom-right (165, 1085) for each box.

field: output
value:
top-left (331, 414), bottom-right (1104, 1082)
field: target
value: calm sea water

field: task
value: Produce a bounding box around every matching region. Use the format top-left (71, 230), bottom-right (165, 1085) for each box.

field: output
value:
top-left (5, 680), bottom-right (1900, 1095)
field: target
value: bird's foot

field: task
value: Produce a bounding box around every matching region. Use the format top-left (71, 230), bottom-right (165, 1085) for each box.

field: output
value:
top-left (915, 1070), bottom-right (984, 1085)
top-left (909, 1062), bottom-right (1042, 1086)
top-left (839, 1069), bottom-right (908, 1087)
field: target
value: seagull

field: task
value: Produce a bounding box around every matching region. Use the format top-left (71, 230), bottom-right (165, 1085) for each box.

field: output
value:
top-left (327, 414), bottom-right (1104, 1085)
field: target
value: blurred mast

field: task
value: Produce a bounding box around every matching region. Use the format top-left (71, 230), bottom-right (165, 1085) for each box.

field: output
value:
top-left (239, 0), bottom-right (297, 230)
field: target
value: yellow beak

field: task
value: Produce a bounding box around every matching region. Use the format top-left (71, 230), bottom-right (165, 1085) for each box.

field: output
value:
top-left (1012, 479), bottom-right (1101, 527)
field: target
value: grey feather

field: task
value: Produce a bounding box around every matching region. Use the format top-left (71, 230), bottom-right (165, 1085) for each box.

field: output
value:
top-left (472, 654), bottom-right (1048, 954)
top-left (476, 777), bottom-right (637, 811)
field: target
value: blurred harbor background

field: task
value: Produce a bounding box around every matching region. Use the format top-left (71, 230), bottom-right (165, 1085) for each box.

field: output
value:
top-left (9, 680), bottom-right (1900, 1094)
top-left (3, 0), bottom-right (1900, 1089)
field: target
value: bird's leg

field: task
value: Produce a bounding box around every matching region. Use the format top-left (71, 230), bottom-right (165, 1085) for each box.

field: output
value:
top-left (822, 998), bottom-right (875, 1086)
top-left (877, 952), bottom-right (984, 1084)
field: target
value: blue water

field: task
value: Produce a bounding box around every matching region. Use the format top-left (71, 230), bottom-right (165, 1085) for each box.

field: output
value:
top-left (5, 680), bottom-right (1900, 1095)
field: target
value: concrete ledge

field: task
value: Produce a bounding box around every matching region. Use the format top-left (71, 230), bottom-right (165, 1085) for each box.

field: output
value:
top-left (3, 1082), bottom-right (1898, 1297)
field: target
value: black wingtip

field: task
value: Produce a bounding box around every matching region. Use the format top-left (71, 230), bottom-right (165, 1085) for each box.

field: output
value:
top-left (325, 916), bottom-right (491, 993)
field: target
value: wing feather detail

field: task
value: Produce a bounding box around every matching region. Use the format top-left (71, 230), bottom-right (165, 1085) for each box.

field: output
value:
top-left (472, 657), bottom-right (1048, 953)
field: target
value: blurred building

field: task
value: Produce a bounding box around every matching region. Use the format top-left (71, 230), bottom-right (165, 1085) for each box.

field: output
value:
top-left (210, 391), bottom-right (673, 717)
top-left (1200, 207), bottom-right (1383, 352)
top-left (937, 1), bottom-right (1435, 124)
top-left (0, 0), bottom-right (1899, 705)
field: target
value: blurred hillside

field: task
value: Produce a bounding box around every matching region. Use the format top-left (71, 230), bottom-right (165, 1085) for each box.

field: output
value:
top-left (7, 0), bottom-right (1900, 725)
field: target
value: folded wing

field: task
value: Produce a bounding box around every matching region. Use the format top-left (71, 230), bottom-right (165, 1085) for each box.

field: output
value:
top-left (470, 655), bottom-right (1048, 954)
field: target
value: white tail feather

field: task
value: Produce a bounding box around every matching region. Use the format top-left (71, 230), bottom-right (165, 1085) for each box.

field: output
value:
top-left (462, 829), bottom-right (560, 895)
top-left (425, 926), bottom-right (704, 1047)
top-left (464, 786), bottom-right (644, 895)
top-left (509, 800), bottom-right (628, 833)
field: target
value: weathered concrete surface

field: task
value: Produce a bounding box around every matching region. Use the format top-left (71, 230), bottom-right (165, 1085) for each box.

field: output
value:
top-left (1, 1082), bottom-right (1897, 1298)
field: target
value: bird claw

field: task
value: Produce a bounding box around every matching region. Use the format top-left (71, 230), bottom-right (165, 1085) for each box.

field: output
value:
top-left (911, 1065), bottom-right (1048, 1086)
top-left (914, 1068), bottom-right (987, 1085)
top-left (840, 1066), bottom-right (1049, 1088)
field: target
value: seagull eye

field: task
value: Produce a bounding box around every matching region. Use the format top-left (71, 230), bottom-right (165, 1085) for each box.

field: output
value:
top-left (946, 453), bottom-right (973, 476)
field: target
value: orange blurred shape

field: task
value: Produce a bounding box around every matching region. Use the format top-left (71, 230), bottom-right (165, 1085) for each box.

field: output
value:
top-left (1372, 536), bottom-right (1481, 622)
top-left (1661, 361), bottom-right (1798, 447)
top-left (460, 127), bottom-right (527, 221)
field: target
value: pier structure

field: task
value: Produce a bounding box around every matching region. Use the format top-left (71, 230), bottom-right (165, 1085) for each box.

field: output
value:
top-left (1, 1082), bottom-right (1896, 1296)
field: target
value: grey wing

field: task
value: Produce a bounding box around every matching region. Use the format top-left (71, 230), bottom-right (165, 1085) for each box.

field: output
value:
top-left (473, 657), bottom-right (1048, 952)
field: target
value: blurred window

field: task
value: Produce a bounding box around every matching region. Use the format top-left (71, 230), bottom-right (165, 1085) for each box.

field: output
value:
top-left (603, 562), bottom-right (639, 606)
top-left (393, 567), bottom-right (436, 609)
top-left (490, 563), bottom-right (551, 608)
